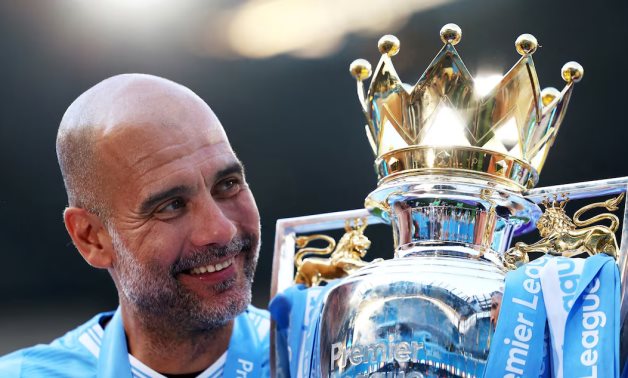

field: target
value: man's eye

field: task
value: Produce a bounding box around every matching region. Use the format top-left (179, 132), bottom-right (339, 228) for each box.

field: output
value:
top-left (155, 198), bottom-right (186, 214)
top-left (214, 177), bottom-right (242, 197)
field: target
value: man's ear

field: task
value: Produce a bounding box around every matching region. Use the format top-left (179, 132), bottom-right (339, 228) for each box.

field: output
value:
top-left (63, 207), bottom-right (114, 269)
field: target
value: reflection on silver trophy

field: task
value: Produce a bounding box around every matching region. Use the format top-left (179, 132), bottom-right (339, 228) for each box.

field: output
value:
top-left (270, 23), bottom-right (628, 378)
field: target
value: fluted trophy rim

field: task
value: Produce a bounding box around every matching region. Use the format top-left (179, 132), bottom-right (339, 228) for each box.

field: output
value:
top-left (375, 145), bottom-right (539, 191)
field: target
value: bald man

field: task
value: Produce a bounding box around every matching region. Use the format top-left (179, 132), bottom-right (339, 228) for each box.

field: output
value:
top-left (0, 74), bottom-right (270, 377)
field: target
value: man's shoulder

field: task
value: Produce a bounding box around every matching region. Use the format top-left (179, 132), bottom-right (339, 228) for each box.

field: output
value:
top-left (0, 311), bottom-right (114, 378)
top-left (0, 344), bottom-right (94, 378)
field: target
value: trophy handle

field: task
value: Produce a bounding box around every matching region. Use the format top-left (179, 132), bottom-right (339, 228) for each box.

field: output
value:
top-left (271, 209), bottom-right (384, 300)
top-left (524, 176), bottom-right (628, 367)
top-left (524, 177), bottom-right (628, 296)
top-left (270, 209), bottom-right (384, 377)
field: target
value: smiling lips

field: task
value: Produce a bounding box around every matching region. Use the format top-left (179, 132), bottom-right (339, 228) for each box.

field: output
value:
top-left (189, 257), bottom-right (235, 275)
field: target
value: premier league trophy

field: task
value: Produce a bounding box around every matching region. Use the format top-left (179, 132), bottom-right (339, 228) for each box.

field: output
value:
top-left (270, 24), bottom-right (627, 377)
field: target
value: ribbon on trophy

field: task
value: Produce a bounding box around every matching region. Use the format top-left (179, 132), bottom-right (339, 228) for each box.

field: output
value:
top-left (485, 254), bottom-right (620, 377)
top-left (270, 281), bottom-right (339, 378)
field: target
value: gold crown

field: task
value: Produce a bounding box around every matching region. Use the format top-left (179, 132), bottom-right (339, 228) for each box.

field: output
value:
top-left (350, 23), bottom-right (583, 191)
top-left (540, 194), bottom-right (570, 210)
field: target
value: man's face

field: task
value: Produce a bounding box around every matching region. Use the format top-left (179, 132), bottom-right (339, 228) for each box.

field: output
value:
top-left (490, 292), bottom-right (503, 327)
top-left (97, 98), bottom-right (260, 331)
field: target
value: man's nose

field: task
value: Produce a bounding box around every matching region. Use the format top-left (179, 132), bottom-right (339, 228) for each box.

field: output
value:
top-left (190, 196), bottom-right (237, 247)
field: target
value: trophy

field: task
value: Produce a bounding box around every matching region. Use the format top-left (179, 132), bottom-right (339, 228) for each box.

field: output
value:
top-left (270, 24), bottom-right (628, 377)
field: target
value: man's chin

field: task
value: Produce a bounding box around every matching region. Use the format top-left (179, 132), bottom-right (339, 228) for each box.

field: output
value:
top-left (189, 283), bottom-right (252, 330)
top-left (210, 277), bottom-right (251, 309)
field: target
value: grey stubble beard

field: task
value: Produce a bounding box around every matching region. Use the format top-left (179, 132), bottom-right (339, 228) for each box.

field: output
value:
top-left (108, 226), bottom-right (259, 338)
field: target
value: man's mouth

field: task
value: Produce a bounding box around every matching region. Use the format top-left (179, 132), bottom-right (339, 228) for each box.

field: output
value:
top-left (187, 257), bottom-right (235, 275)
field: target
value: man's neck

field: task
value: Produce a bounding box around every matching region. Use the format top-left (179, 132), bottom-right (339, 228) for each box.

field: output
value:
top-left (120, 304), bottom-right (233, 375)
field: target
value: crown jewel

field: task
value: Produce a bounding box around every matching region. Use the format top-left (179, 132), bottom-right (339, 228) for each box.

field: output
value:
top-left (350, 23), bottom-right (583, 191)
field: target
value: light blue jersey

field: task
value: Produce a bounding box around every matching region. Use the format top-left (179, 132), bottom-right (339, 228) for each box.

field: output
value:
top-left (0, 306), bottom-right (270, 378)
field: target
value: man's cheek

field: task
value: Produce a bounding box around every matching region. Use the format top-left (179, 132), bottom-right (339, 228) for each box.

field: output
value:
top-left (239, 190), bottom-right (260, 220)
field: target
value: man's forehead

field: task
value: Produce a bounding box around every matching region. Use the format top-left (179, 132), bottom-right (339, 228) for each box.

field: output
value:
top-left (94, 110), bottom-right (229, 178)
top-left (79, 76), bottom-right (237, 188)
top-left (102, 122), bottom-right (229, 166)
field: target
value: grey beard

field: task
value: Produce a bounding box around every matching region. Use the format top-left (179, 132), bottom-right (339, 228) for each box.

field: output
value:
top-left (109, 227), bottom-right (259, 333)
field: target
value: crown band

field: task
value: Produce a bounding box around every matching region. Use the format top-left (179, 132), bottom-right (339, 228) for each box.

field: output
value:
top-left (376, 145), bottom-right (538, 191)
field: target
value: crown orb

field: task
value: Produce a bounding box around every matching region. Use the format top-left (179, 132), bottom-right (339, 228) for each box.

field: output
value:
top-left (541, 87), bottom-right (561, 106)
top-left (515, 34), bottom-right (538, 55)
top-left (440, 23), bottom-right (462, 45)
top-left (377, 35), bottom-right (400, 56)
top-left (561, 61), bottom-right (584, 83)
top-left (349, 59), bottom-right (372, 81)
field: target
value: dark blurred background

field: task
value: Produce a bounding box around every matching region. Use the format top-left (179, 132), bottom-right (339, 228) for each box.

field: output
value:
top-left (1, 0), bottom-right (627, 354)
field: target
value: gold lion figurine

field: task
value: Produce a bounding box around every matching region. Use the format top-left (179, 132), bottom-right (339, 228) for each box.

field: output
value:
top-left (504, 193), bottom-right (624, 269)
top-left (293, 218), bottom-right (375, 287)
